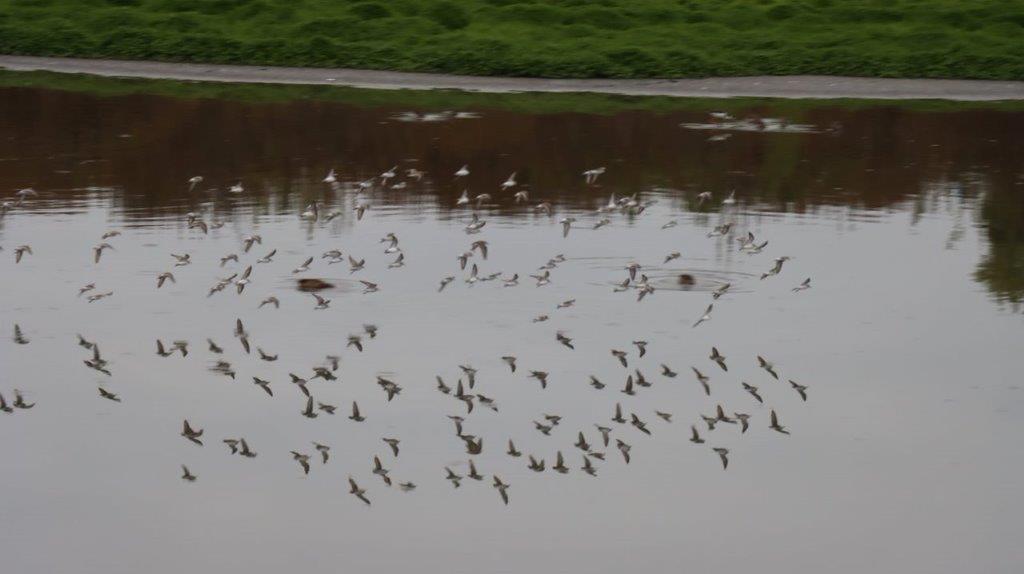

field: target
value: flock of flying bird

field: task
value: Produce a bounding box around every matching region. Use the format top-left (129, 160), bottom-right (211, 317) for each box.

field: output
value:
top-left (3, 157), bottom-right (814, 507)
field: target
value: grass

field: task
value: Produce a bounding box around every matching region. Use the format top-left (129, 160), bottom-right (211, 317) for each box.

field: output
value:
top-left (0, 1), bottom-right (1022, 80)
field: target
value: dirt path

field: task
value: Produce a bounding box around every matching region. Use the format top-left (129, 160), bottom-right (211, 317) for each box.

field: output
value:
top-left (2, 55), bottom-right (1023, 101)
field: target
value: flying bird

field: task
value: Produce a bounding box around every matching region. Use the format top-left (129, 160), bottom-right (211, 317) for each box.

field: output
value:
top-left (181, 420), bottom-right (204, 446)
top-left (769, 410), bottom-right (790, 435)
top-left (349, 477), bottom-right (371, 505)
top-left (713, 447), bottom-right (729, 469)
top-left (493, 475), bottom-right (511, 505)
top-left (693, 304), bottom-right (714, 328)
top-left (757, 355), bottom-right (779, 379)
top-left (789, 379), bottom-right (809, 401)
top-left (742, 382), bottom-right (763, 403)
top-left (710, 347), bottom-right (728, 371)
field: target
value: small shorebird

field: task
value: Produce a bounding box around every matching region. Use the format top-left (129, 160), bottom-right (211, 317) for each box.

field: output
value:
top-left (252, 377), bottom-right (272, 397)
top-left (710, 347), bottom-right (728, 371)
top-left (757, 355), bottom-right (779, 379)
top-left (314, 442), bottom-right (330, 464)
top-left (789, 379), bottom-right (809, 401)
top-left (761, 256), bottom-right (791, 279)
top-left (349, 401), bottom-right (365, 422)
top-left (583, 167), bottom-right (605, 185)
top-left (501, 356), bottom-right (517, 372)
top-left (257, 249), bottom-right (276, 264)
top-left (712, 282), bottom-right (731, 299)
top-left (735, 413), bottom-right (751, 433)
top-left (157, 272), bottom-right (175, 289)
top-left (616, 439), bottom-right (631, 464)
top-left (769, 410), bottom-right (790, 435)
top-left (507, 439), bottom-right (522, 457)
top-left (493, 475), bottom-right (510, 505)
top-left (181, 420), bottom-right (203, 446)
top-left (445, 467), bottom-right (463, 488)
top-left (293, 257), bottom-right (313, 274)
top-left (14, 245), bottom-right (32, 263)
top-left (691, 367), bottom-right (711, 395)
top-left (349, 477), bottom-right (370, 505)
top-left (500, 172), bottom-right (517, 190)
top-left (693, 304), bottom-right (714, 328)
top-left (742, 382), bottom-right (763, 403)
top-left (690, 425), bottom-right (704, 444)
top-left (372, 456), bottom-right (392, 486)
top-left (560, 217), bottom-right (576, 238)
top-left (291, 451), bottom-right (311, 475)
top-left (98, 387), bottom-right (120, 402)
top-left (93, 242), bottom-right (114, 263)
top-left (713, 447), bottom-right (729, 469)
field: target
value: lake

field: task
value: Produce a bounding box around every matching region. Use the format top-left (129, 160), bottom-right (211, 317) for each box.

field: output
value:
top-left (1, 81), bottom-right (1022, 574)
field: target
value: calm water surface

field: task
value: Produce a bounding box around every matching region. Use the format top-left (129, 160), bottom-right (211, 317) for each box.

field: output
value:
top-left (1, 86), bottom-right (1023, 574)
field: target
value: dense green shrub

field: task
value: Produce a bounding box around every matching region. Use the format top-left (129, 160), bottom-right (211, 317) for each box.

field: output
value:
top-left (426, 1), bottom-right (471, 30)
top-left (349, 2), bottom-right (392, 20)
top-left (1, 0), bottom-right (1021, 80)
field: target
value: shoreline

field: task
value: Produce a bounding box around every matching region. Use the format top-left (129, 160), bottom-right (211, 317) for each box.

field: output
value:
top-left (2, 55), bottom-right (1023, 101)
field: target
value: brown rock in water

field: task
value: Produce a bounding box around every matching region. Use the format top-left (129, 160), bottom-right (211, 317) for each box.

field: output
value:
top-left (677, 274), bottom-right (695, 286)
top-left (297, 278), bottom-right (334, 292)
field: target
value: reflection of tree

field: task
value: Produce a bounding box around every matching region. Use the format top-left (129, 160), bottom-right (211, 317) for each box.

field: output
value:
top-left (0, 86), bottom-right (1022, 306)
top-left (975, 182), bottom-right (1024, 311)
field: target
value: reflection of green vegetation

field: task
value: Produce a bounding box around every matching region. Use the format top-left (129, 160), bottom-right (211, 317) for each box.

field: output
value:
top-left (0, 1), bottom-right (1022, 80)
top-left (755, 124), bottom-right (805, 203)
top-left (1, 70), bottom-right (1023, 115)
top-left (976, 188), bottom-right (1024, 309)
top-left (976, 244), bottom-right (1024, 310)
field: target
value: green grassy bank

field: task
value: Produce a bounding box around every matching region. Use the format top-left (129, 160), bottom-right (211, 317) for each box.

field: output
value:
top-left (1, 1), bottom-right (1023, 80)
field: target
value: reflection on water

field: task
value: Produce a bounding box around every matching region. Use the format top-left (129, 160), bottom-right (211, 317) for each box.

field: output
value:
top-left (680, 116), bottom-right (824, 134)
top-left (1, 84), bottom-right (1023, 574)
top-left (1, 85), bottom-right (1022, 305)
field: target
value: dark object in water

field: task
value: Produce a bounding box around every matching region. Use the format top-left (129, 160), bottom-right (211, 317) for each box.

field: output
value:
top-left (297, 278), bottom-right (334, 292)
top-left (677, 274), bottom-right (695, 286)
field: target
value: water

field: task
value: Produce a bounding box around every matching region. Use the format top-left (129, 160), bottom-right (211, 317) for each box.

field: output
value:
top-left (1, 84), bottom-right (1022, 574)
